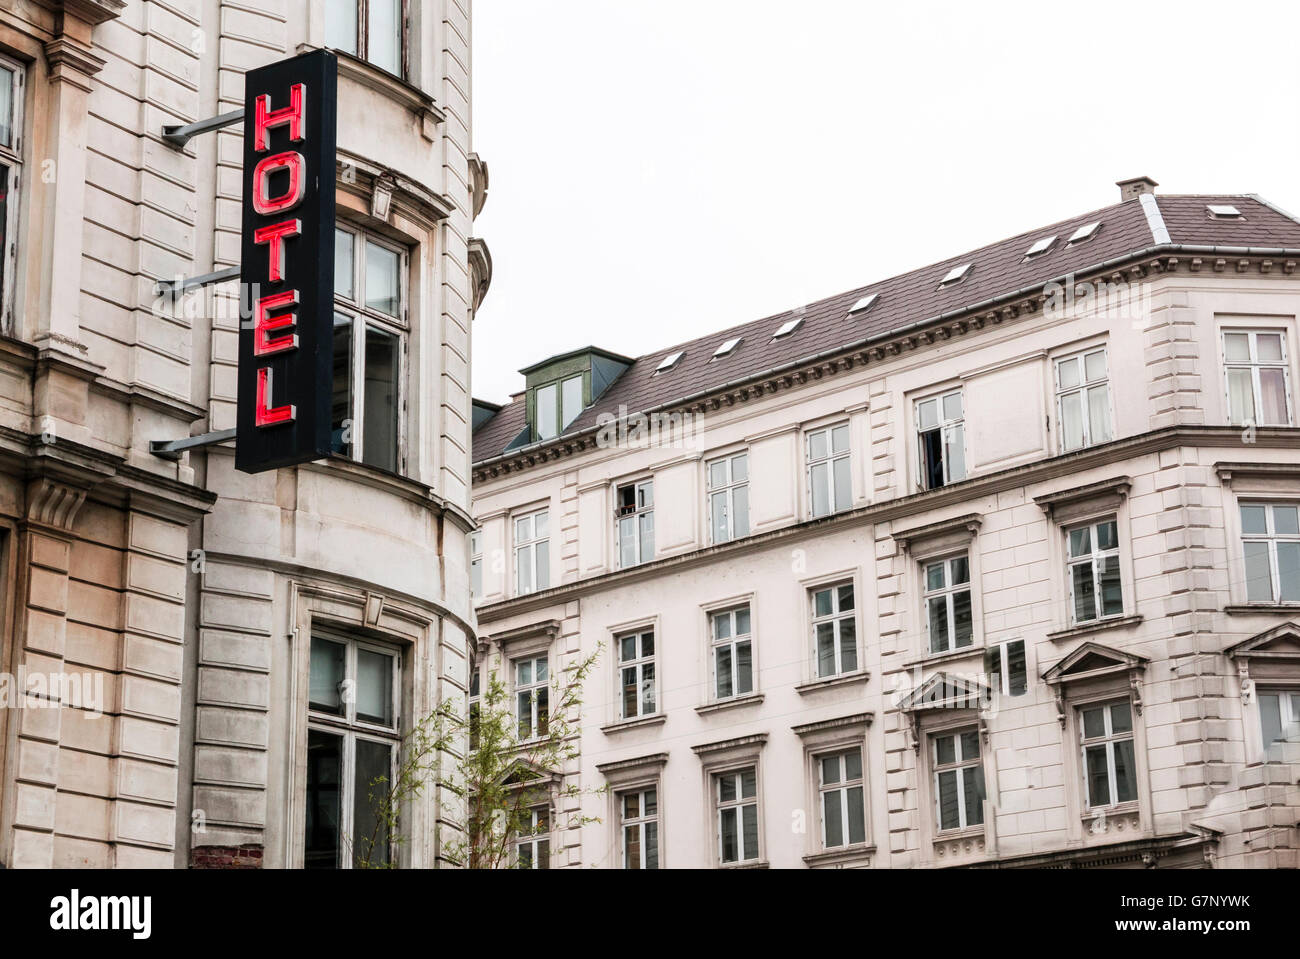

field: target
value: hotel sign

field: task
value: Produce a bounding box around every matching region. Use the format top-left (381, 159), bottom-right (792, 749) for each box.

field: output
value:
top-left (236, 50), bottom-right (338, 474)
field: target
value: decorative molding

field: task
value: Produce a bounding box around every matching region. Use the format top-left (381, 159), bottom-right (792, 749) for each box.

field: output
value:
top-left (694, 693), bottom-right (765, 716)
top-left (1033, 475), bottom-right (1132, 520)
top-left (43, 37), bottom-right (106, 90)
top-left (32, 0), bottom-right (125, 26)
top-left (595, 753), bottom-right (669, 777)
top-left (1045, 614), bottom-right (1143, 644)
top-left (25, 478), bottom-right (86, 531)
top-left (794, 671), bottom-right (870, 696)
top-left (468, 237), bottom-right (492, 312)
top-left (600, 713), bottom-right (667, 735)
top-left (892, 512), bottom-right (982, 552)
top-left (1215, 461), bottom-right (1300, 488)
top-left (1042, 641), bottom-right (1150, 724)
top-left (691, 732), bottom-right (768, 757)
top-left (791, 712), bottom-right (873, 738)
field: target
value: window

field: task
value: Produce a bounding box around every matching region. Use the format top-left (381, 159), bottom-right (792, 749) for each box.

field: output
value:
top-left (713, 337), bottom-right (742, 359)
top-left (806, 424), bottom-right (851, 518)
top-left (711, 606), bottom-right (753, 700)
top-left (1056, 348), bottom-right (1112, 452)
top-left (468, 665), bottom-right (481, 751)
top-left (469, 530), bottom-right (482, 599)
top-left (325, 0), bottom-right (405, 77)
top-left (1025, 235), bottom-right (1056, 258)
top-left (923, 555), bottom-right (973, 654)
top-left (810, 583), bottom-right (857, 678)
top-left (715, 768), bottom-right (759, 864)
top-left (708, 452), bottom-right (750, 544)
top-left (916, 390), bottom-right (965, 490)
top-left (932, 729), bottom-right (984, 831)
top-left (0, 57), bottom-right (21, 331)
top-left (535, 374), bottom-right (584, 441)
top-left (655, 350), bottom-right (684, 374)
top-left (620, 788), bottom-right (659, 869)
top-left (773, 317), bottom-right (803, 338)
top-left (818, 749), bottom-right (867, 849)
top-left (987, 639), bottom-right (1028, 697)
top-left (1241, 503), bottom-right (1300, 604)
top-left (848, 293), bottom-right (878, 315)
top-left (616, 480), bottom-right (654, 568)
top-left (1258, 689), bottom-right (1300, 750)
top-left (515, 655), bottom-right (549, 740)
top-left (617, 629), bottom-right (656, 720)
top-left (1068, 221), bottom-right (1101, 244)
top-left (514, 806), bottom-right (550, 869)
top-left (513, 510), bottom-right (550, 596)
top-left (332, 226), bottom-right (405, 472)
top-left (1224, 330), bottom-right (1291, 427)
top-left (1066, 519), bottom-right (1123, 624)
top-left (305, 634), bottom-right (400, 868)
top-left (1080, 700), bottom-right (1137, 808)
top-left (939, 263), bottom-right (972, 287)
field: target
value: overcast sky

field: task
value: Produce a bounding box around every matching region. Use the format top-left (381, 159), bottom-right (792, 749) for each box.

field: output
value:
top-left (469, 0), bottom-right (1300, 403)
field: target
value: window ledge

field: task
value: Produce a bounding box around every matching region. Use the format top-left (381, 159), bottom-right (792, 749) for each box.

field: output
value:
top-left (803, 843), bottom-right (876, 868)
top-left (1046, 614), bottom-right (1143, 643)
top-left (1081, 802), bottom-right (1140, 824)
top-left (600, 713), bottom-right (667, 735)
top-left (794, 672), bottom-right (870, 696)
top-left (901, 645), bottom-right (982, 671)
top-left (1225, 604), bottom-right (1300, 616)
top-left (719, 859), bottom-right (769, 870)
top-left (933, 825), bottom-right (987, 844)
top-left (695, 693), bottom-right (765, 716)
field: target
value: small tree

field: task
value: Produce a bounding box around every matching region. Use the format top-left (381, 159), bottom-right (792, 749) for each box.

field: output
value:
top-left (352, 645), bottom-right (604, 869)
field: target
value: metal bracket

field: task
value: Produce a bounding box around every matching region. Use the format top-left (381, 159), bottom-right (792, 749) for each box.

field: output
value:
top-left (150, 428), bottom-right (237, 461)
top-left (161, 108), bottom-right (245, 149)
top-left (154, 266), bottom-right (241, 299)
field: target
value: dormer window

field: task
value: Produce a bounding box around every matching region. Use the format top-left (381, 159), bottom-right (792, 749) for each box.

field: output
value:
top-left (1068, 221), bottom-right (1101, 245)
top-left (655, 350), bottom-right (684, 374)
top-left (1024, 236), bottom-right (1056, 259)
top-left (713, 338), bottom-right (742, 359)
top-left (535, 374), bottom-right (584, 441)
top-left (773, 318), bottom-right (803, 339)
top-left (848, 293), bottom-right (878, 316)
top-left (939, 264), bottom-right (972, 288)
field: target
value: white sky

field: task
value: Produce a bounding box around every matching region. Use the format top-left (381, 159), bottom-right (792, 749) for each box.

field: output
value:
top-left (470, 0), bottom-right (1300, 404)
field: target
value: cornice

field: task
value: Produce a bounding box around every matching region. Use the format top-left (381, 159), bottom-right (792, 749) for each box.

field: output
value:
top-left (473, 249), bottom-right (1300, 482)
top-left (891, 512), bottom-right (983, 550)
top-left (31, 0), bottom-right (124, 27)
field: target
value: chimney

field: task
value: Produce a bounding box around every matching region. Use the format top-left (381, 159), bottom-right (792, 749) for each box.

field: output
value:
top-left (1116, 176), bottom-right (1158, 202)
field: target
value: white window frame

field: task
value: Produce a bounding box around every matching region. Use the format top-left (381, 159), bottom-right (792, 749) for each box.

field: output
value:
top-left (619, 787), bottom-right (659, 869)
top-left (707, 450), bottom-right (750, 544)
top-left (615, 478), bottom-right (655, 569)
top-left (324, 0), bottom-right (409, 78)
top-left (305, 632), bottom-right (402, 869)
top-left (467, 662), bottom-right (481, 751)
top-left (469, 529), bottom-right (482, 599)
top-left (535, 373), bottom-right (585, 441)
top-left (512, 508), bottom-right (550, 596)
top-left (1078, 698), bottom-right (1137, 810)
top-left (616, 628), bottom-right (656, 720)
top-left (1222, 329), bottom-right (1293, 427)
top-left (1240, 501), bottom-right (1300, 605)
top-left (0, 55), bottom-right (21, 335)
top-left (710, 605), bottom-right (754, 701)
top-left (1065, 517), bottom-right (1124, 625)
top-left (514, 805), bottom-right (551, 869)
top-left (915, 388), bottom-right (966, 490)
top-left (805, 423), bottom-right (852, 519)
top-left (714, 767), bottom-right (761, 865)
top-left (817, 748), bottom-right (867, 850)
top-left (1257, 687), bottom-right (1300, 751)
top-left (810, 581), bottom-right (858, 679)
top-left (931, 728), bottom-right (984, 832)
top-left (1054, 347), bottom-right (1112, 452)
top-left (514, 654), bottom-right (549, 742)
top-left (922, 554), bottom-right (973, 654)
top-left (987, 638), bottom-right (1028, 697)
top-left (333, 223), bottom-right (408, 474)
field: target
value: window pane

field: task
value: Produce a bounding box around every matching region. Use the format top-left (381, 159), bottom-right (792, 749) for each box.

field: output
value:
top-left (1259, 368), bottom-right (1288, 425)
top-left (926, 562), bottom-right (945, 591)
top-left (837, 584), bottom-right (855, 611)
top-left (1084, 350), bottom-right (1107, 382)
top-left (1113, 739), bottom-right (1136, 804)
top-left (709, 460), bottom-right (728, 488)
top-left (950, 556), bottom-right (970, 585)
top-left (515, 545), bottom-right (533, 594)
top-left (928, 596), bottom-right (949, 653)
top-left (618, 515), bottom-right (636, 568)
top-left (620, 634), bottom-right (636, 662)
top-left (1096, 521), bottom-right (1118, 550)
top-left (562, 375), bottom-right (584, 429)
top-left (839, 619), bottom-right (858, 672)
top-left (1072, 562), bottom-right (1097, 622)
top-left (367, 0), bottom-right (402, 75)
top-left (808, 430), bottom-right (828, 461)
top-left (833, 455), bottom-right (852, 512)
top-left (331, 315), bottom-right (353, 456)
top-left (1088, 385), bottom-right (1112, 443)
top-left (646, 822), bottom-right (659, 869)
top-left (1006, 641), bottom-right (1027, 696)
top-left (960, 730), bottom-right (980, 760)
top-left (1240, 504), bottom-right (1269, 535)
top-left (355, 648), bottom-right (393, 726)
top-left (719, 773), bottom-right (737, 803)
top-left (1244, 541), bottom-right (1274, 602)
top-left (732, 485), bottom-right (750, 538)
top-left (942, 392), bottom-right (963, 421)
top-left (735, 607), bottom-right (751, 635)
top-left (937, 770), bottom-right (960, 830)
top-left (816, 622), bottom-right (836, 676)
top-left (305, 730), bottom-right (342, 868)
top-left (810, 462), bottom-right (829, 517)
top-left (517, 691), bottom-right (531, 738)
top-left (362, 326), bottom-right (398, 472)
top-left (944, 423), bottom-right (966, 481)
top-left (324, 0), bottom-right (358, 56)
top-left (352, 739), bottom-right (393, 867)
top-left (1085, 744), bottom-right (1111, 806)
top-left (732, 454), bottom-right (748, 482)
top-left (537, 383), bottom-right (558, 440)
top-left (1257, 333), bottom-right (1283, 362)
top-left (847, 786), bottom-right (866, 844)
top-left (735, 641), bottom-right (753, 695)
top-left (953, 590), bottom-right (973, 647)
top-left (740, 768), bottom-right (757, 798)
top-left (641, 661), bottom-right (655, 714)
top-left (309, 638), bottom-right (346, 714)
top-left (1099, 554), bottom-right (1123, 617)
top-left (963, 767), bottom-right (985, 825)
top-left (1275, 506), bottom-right (1300, 535)
top-left (711, 490), bottom-right (728, 543)
top-left (1057, 356), bottom-right (1080, 390)
top-left (713, 612), bottom-right (732, 640)
top-left (719, 807), bottom-right (737, 863)
top-left (639, 512), bottom-right (654, 563)
top-left (1109, 701), bottom-right (1132, 733)
top-left (1224, 332), bottom-right (1251, 363)
top-left (823, 791), bottom-right (844, 847)
top-left (934, 735), bottom-right (955, 766)
top-left (622, 666), bottom-right (638, 718)
top-left (1060, 391), bottom-right (1084, 450)
top-left (845, 749), bottom-right (862, 781)
top-left (364, 241), bottom-right (400, 316)
top-left (624, 825), bottom-right (641, 869)
top-left (831, 424), bottom-right (849, 454)
top-left (1081, 707), bottom-right (1105, 739)
top-left (334, 230), bottom-right (355, 298)
top-left (813, 588), bottom-right (832, 617)
top-left (1278, 542), bottom-right (1300, 602)
top-left (1068, 526), bottom-right (1091, 558)
top-left (920, 429), bottom-right (944, 489)
top-left (917, 398), bottom-right (938, 430)
top-left (1226, 368), bottom-right (1255, 424)
top-left (535, 540), bottom-right (550, 590)
top-left (741, 803), bottom-right (759, 859)
top-left (1259, 693), bottom-right (1282, 747)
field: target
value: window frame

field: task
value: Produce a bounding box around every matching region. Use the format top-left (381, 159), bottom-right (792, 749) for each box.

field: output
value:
top-left (1065, 516), bottom-right (1124, 625)
top-left (614, 478), bottom-right (655, 569)
top-left (512, 508), bottom-right (550, 597)
top-left (619, 787), bottom-right (660, 869)
top-left (709, 604), bottom-right (755, 702)
top-left (469, 529), bottom-right (482, 599)
top-left (805, 422), bottom-right (852, 519)
top-left (706, 450), bottom-right (750, 544)
top-left (533, 372), bottom-right (585, 441)
top-left (714, 766), bottom-right (761, 866)
top-left (616, 628), bottom-right (657, 721)
top-left (513, 653), bottom-right (549, 742)
top-left (915, 388), bottom-right (966, 491)
top-left (332, 223), bottom-right (409, 474)
top-left (816, 748), bottom-right (868, 850)
top-left (1054, 346), bottom-right (1113, 452)
top-left (1222, 328), bottom-right (1293, 427)
top-left (1256, 686), bottom-right (1300, 752)
top-left (809, 581), bottom-right (859, 680)
top-left (513, 804), bottom-right (551, 869)
top-left (922, 553), bottom-right (974, 654)
top-left (930, 727), bottom-right (985, 833)
top-left (1078, 698), bottom-right (1138, 810)
top-left (325, 0), bottom-right (410, 80)
top-left (0, 55), bottom-right (23, 335)
top-left (1239, 501), bottom-right (1300, 605)
top-left (986, 638), bottom-right (1028, 697)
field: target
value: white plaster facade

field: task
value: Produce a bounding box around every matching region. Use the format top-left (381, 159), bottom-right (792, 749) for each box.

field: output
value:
top-left (0, 0), bottom-right (484, 868)
top-left (472, 191), bottom-right (1300, 869)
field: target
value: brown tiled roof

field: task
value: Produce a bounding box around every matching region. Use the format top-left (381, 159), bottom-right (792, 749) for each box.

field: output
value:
top-left (473, 193), bottom-right (1300, 465)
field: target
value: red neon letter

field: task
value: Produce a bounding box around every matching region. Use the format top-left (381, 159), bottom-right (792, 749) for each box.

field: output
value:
top-left (253, 289), bottom-right (300, 356)
top-left (254, 366), bottom-right (296, 427)
top-left (253, 84), bottom-right (306, 152)
top-left (253, 151), bottom-right (306, 215)
top-left (253, 219), bottom-right (302, 282)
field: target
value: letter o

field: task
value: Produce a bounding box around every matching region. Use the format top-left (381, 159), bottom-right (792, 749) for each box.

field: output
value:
top-left (253, 151), bottom-right (306, 215)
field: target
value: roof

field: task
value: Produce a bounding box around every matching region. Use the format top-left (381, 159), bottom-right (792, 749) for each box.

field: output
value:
top-left (473, 193), bottom-right (1300, 465)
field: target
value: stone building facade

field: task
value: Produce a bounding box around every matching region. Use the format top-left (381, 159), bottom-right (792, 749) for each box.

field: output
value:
top-left (472, 181), bottom-right (1300, 869)
top-left (0, 0), bottom-right (484, 868)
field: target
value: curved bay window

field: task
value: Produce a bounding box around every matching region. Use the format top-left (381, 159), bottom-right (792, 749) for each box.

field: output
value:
top-left (324, 0), bottom-right (407, 78)
top-left (332, 225), bottom-right (405, 473)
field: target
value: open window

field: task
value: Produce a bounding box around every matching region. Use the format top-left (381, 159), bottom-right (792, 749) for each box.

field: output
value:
top-left (916, 389), bottom-right (965, 490)
top-left (615, 479), bottom-right (654, 568)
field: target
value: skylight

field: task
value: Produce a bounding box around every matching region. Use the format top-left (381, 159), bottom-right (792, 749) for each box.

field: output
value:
top-left (939, 263), bottom-right (972, 287)
top-left (713, 337), bottom-right (742, 359)
top-left (654, 350), bottom-right (684, 374)
top-left (773, 318), bottom-right (803, 338)
top-left (1207, 204), bottom-right (1242, 219)
top-left (1025, 235), bottom-right (1056, 258)
top-left (848, 293), bottom-right (879, 316)
top-left (1068, 221), bottom-right (1101, 244)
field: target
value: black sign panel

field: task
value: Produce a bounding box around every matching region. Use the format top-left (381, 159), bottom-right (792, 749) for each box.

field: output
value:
top-left (236, 50), bottom-right (338, 473)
